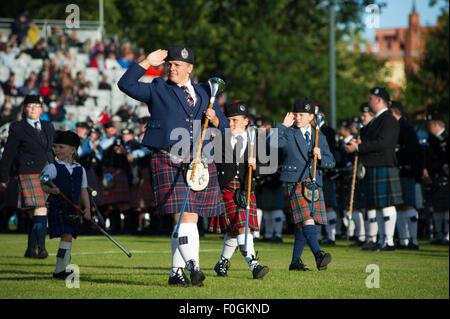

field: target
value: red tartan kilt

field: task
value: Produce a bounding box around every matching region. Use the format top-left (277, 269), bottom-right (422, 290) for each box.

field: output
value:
top-left (18, 174), bottom-right (46, 209)
top-left (208, 178), bottom-right (258, 233)
top-left (132, 167), bottom-right (154, 208)
top-left (99, 168), bottom-right (130, 206)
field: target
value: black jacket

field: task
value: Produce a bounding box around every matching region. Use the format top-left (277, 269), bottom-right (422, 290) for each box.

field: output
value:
top-left (0, 119), bottom-right (54, 182)
top-left (425, 128), bottom-right (448, 178)
top-left (396, 117), bottom-right (424, 181)
top-left (358, 110), bottom-right (400, 168)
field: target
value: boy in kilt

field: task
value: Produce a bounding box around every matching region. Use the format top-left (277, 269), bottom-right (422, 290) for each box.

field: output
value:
top-left (423, 113), bottom-right (449, 245)
top-left (345, 88), bottom-right (403, 251)
top-left (275, 98), bottom-right (335, 271)
top-left (389, 101), bottom-right (424, 250)
top-left (118, 47), bottom-right (228, 287)
top-left (0, 95), bottom-right (54, 259)
top-left (41, 131), bottom-right (91, 279)
top-left (209, 100), bottom-right (269, 279)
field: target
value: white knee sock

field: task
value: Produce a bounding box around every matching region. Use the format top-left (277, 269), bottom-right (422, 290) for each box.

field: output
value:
top-left (221, 233), bottom-right (237, 260)
top-left (382, 206), bottom-right (397, 246)
top-left (326, 210), bottom-right (337, 241)
top-left (171, 229), bottom-right (186, 276)
top-left (396, 210), bottom-right (409, 246)
top-left (405, 208), bottom-right (418, 245)
top-left (272, 209), bottom-right (284, 239)
top-left (375, 210), bottom-right (385, 244)
top-left (176, 223), bottom-right (200, 273)
top-left (367, 209), bottom-right (378, 243)
top-left (237, 233), bottom-right (258, 271)
top-left (55, 241), bottom-right (72, 274)
top-left (263, 211), bottom-right (274, 239)
top-left (353, 210), bottom-right (365, 241)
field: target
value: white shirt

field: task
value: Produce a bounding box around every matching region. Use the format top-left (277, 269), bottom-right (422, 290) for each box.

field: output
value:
top-left (43, 160), bottom-right (88, 188)
top-left (230, 132), bottom-right (248, 158)
top-left (343, 135), bottom-right (354, 144)
top-left (178, 80), bottom-right (198, 105)
top-left (26, 117), bottom-right (41, 130)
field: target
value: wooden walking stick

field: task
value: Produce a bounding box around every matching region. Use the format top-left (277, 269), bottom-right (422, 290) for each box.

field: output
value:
top-left (243, 128), bottom-right (257, 257)
top-left (173, 77), bottom-right (225, 239)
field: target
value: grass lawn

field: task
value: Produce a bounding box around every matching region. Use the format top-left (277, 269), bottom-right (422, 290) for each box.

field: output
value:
top-left (0, 233), bottom-right (448, 299)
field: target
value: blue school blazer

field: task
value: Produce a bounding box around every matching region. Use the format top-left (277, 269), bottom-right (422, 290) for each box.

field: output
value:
top-left (274, 123), bottom-right (335, 187)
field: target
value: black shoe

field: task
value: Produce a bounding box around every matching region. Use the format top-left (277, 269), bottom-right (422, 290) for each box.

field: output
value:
top-left (396, 243), bottom-right (408, 250)
top-left (261, 237), bottom-right (272, 242)
top-left (289, 258), bottom-right (311, 271)
top-left (252, 264), bottom-right (269, 279)
top-left (24, 248), bottom-right (37, 258)
top-left (187, 260), bottom-right (205, 287)
top-left (271, 236), bottom-right (283, 243)
top-left (168, 268), bottom-right (192, 287)
top-left (315, 251), bottom-right (332, 271)
top-left (53, 270), bottom-right (73, 280)
top-left (378, 243), bottom-right (395, 251)
top-left (407, 242), bottom-right (419, 250)
top-left (322, 239), bottom-right (336, 246)
top-left (430, 238), bottom-right (443, 245)
top-left (361, 241), bottom-right (377, 250)
top-left (36, 248), bottom-right (48, 259)
top-left (351, 240), bottom-right (366, 247)
top-left (371, 243), bottom-right (383, 251)
top-left (214, 258), bottom-right (230, 277)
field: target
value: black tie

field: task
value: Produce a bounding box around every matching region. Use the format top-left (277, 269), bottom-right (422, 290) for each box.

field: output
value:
top-left (234, 135), bottom-right (244, 161)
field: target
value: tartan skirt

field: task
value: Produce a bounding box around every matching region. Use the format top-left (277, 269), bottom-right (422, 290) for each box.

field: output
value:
top-left (99, 168), bottom-right (130, 206)
top-left (132, 166), bottom-right (155, 209)
top-left (150, 150), bottom-right (225, 217)
top-left (47, 208), bottom-right (79, 239)
top-left (322, 179), bottom-right (338, 210)
top-left (400, 177), bottom-right (424, 209)
top-left (18, 174), bottom-right (47, 210)
top-left (360, 167), bottom-right (403, 209)
top-left (256, 184), bottom-right (285, 210)
top-left (286, 180), bottom-right (327, 225)
top-left (208, 177), bottom-right (258, 233)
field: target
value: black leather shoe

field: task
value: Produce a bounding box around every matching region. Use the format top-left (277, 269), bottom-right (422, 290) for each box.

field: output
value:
top-left (187, 260), bottom-right (205, 287)
top-left (289, 258), bottom-right (311, 271)
top-left (371, 243), bottom-right (383, 251)
top-left (214, 258), bottom-right (230, 277)
top-left (315, 251), bottom-right (332, 271)
top-left (168, 268), bottom-right (191, 287)
top-left (24, 248), bottom-right (37, 258)
top-left (361, 241), bottom-right (377, 250)
top-left (36, 248), bottom-right (48, 259)
top-left (53, 270), bottom-right (73, 280)
top-left (378, 243), bottom-right (395, 251)
top-left (252, 264), bottom-right (269, 279)
top-left (407, 242), bottom-right (419, 250)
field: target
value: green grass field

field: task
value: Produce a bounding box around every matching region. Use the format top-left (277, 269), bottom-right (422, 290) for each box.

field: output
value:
top-left (0, 233), bottom-right (448, 299)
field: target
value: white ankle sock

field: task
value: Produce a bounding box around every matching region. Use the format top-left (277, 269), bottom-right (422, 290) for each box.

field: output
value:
top-left (55, 241), bottom-right (72, 274)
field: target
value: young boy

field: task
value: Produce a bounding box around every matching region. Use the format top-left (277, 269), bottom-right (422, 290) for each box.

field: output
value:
top-left (41, 130), bottom-right (91, 279)
top-left (275, 98), bottom-right (335, 271)
top-left (209, 100), bottom-right (269, 279)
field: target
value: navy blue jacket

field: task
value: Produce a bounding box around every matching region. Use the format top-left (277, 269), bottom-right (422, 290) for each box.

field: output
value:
top-left (274, 123), bottom-right (335, 187)
top-left (117, 62), bottom-right (229, 154)
top-left (0, 119), bottom-right (54, 182)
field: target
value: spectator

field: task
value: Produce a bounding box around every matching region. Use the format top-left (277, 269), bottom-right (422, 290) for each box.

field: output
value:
top-left (58, 34), bottom-right (69, 54)
top-left (81, 38), bottom-right (92, 55)
top-left (44, 91), bottom-right (58, 107)
top-left (107, 41), bottom-right (119, 58)
top-left (13, 51), bottom-right (30, 69)
top-left (2, 73), bottom-right (21, 97)
top-left (24, 39), bottom-right (49, 60)
top-left (74, 71), bottom-right (86, 89)
top-left (20, 72), bottom-right (40, 96)
top-left (11, 13), bottom-right (29, 45)
top-left (0, 97), bottom-right (17, 126)
top-left (0, 31), bottom-right (5, 51)
top-left (74, 88), bottom-right (87, 106)
top-left (67, 31), bottom-right (80, 48)
top-left (117, 43), bottom-right (135, 68)
top-left (53, 50), bottom-right (65, 68)
top-left (46, 101), bottom-right (66, 122)
top-left (98, 75), bottom-right (112, 90)
top-left (39, 75), bottom-right (52, 98)
top-left (65, 113), bottom-right (77, 131)
top-left (105, 52), bottom-right (121, 69)
top-left (48, 27), bottom-right (62, 52)
top-left (0, 86), bottom-right (4, 106)
top-left (27, 21), bottom-right (41, 46)
top-left (60, 88), bottom-right (74, 106)
top-left (115, 104), bottom-right (138, 123)
top-left (0, 45), bottom-right (16, 68)
top-left (91, 52), bottom-right (106, 71)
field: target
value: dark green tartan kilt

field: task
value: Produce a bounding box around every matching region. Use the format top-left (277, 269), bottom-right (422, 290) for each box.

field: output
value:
top-left (286, 181), bottom-right (327, 225)
top-left (322, 179), bottom-right (338, 210)
top-left (360, 167), bottom-right (403, 209)
top-left (256, 184), bottom-right (285, 210)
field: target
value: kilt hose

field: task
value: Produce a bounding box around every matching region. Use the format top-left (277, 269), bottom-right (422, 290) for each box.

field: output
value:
top-left (360, 166), bottom-right (403, 209)
top-left (18, 174), bottom-right (47, 210)
top-left (132, 166), bottom-right (155, 209)
top-left (47, 207), bottom-right (79, 239)
top-left (400, 177), bottom-right (424, 209)
top-left (99, 167), bottom-right (131, 206)
top-left (150, 150), bottom-right (225, 217)
top-left (322, 179), bottom-right (338, 210)
top-left (286, 180), bottom-right (327, 225)
top-left (208, 177), bottom-right (258, 234)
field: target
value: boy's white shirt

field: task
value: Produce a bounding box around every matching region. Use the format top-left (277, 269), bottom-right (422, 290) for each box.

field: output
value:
top-left (43, 160), bottom-right (88, 188)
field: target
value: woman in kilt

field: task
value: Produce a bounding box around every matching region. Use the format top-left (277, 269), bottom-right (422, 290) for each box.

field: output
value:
top-left (0, 95), bottom-right (54, 259)
top-left (209, 100), bottom-right (269, 280)
top-left (41, 131), bottom-right (91, 279)
top-left (118, 47), bottom-right (229, 287)
top-left (345, 88), bottom-right (403, 251)
top-left (274, 98), bottom-right (335, 271)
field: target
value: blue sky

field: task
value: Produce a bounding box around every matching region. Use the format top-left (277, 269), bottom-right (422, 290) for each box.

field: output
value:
top-left (362, 0), bottom-right (448, 42)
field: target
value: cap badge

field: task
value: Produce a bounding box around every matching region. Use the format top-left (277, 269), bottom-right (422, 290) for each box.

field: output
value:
top-left (305, 104), bottom-right (311, 111)
top-left (181, 48), bottom-right (189, 59)
top-left (239, 105), bottom-right (246, 111)
top-left (374, 88), bottom-right (379, 95)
